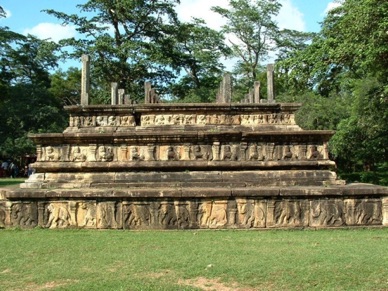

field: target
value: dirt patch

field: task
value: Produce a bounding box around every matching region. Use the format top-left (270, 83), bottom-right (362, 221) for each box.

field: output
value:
top-left (178, 277), bottom-right (257, 291)
top-left (23, 279), bottom-right (79, 291)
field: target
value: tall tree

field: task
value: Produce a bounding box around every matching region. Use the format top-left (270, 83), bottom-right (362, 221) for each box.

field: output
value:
top-left (45, 0), bottom-right (182, 103)
top-left (166, 18), bottom-right (232, 102)
top-left (0, 33), bottom-right (66, 158)
top-left (212, 0), bottom-right (281, 89)
top-left (278, 0), bottom-right (388, 184)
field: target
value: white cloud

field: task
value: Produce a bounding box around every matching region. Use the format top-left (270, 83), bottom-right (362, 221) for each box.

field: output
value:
top-left (23, 23), bottom-right (77, 42)
top-left (324, 1), bottom-right (343, 14)
top-left (4, 9), bottom-right (12, 18)
top-left (177, 0), bottom-right (305, 32)
top-left (277, 0), bottom-right (305, 31)
top-left (176, 0), bottom-right (228, 30)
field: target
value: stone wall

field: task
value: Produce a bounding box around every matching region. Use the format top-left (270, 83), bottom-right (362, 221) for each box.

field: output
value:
top-left (1, 103), bottom-right (387, 229)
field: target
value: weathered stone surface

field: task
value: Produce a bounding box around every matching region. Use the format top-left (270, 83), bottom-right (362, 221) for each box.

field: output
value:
top-left (1, 102), bottom-right (387, 229)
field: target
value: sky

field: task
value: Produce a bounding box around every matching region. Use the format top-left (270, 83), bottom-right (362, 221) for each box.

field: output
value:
top-left (0, 0), bottom-right (340, 70)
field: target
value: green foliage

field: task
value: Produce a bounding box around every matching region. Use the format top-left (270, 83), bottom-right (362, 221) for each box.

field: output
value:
top-left (0, 30), bottom-right (67, 158)
top-left (212, 0), bottom-right (281, 87)
top-left (330, 78), bottom-right (387, 173)
top-left (277, 91), bottom-right (351, 130)
top-left (49, 68), bottom-right (82, 106)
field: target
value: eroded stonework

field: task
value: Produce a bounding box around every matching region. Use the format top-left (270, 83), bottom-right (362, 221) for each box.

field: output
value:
top-left (2, 197), bottom-right (385, 229)
top-left (1, 103), bottom-right (387, 229)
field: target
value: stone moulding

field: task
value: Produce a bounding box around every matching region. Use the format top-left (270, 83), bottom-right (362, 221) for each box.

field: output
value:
top-left (1, 102), bottom-right (388, 229)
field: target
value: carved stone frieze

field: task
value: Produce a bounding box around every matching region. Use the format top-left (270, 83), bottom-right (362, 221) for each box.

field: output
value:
top-left (10, 202), bottom-right (38, 227)
top-left (97, 201), bottom-right (120, 229)
top-left (198, 200), bottom-right (228, 228)
top-left (236, 199), bottom-right (266, 228)
top-left (138, 113), bottom-right (296, 127)
top-left (273, 200), bottom-right (303, 227)
top-left (123, 201), bottom-right (151, 229)
top-left (45, 202), bottom-right (71, 228)
top-left (310, 199), bottom-right (345, 227)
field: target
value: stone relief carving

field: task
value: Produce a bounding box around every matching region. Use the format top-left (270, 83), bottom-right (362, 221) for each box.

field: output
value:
top-left (309, 145), bottom-right (322, 160)
top-left (11, 203), bottom-right (37, 227)
top-left (199, 200), bottom-right (228, 228)
top-left (174, 201), bottom-right (190, 228)
top-left (77, 202), bottom-right (96, 227)
top-left (71, 146), bottom-right (87, 162)
top-left (236, 199), bottom-right (266, 228)
top-left (96, 116), bottom-right (107, 126)
top-left (107, 116), bottom-right (117, 126)
top-left (158, 202), bottom-right (177, 227)
top-left (167, 146), bottom-right (179, 161)
top-left (141, 115), bottom-right (155, 126)
top-left (274, 200), bottom-right (302, 226)
top-left (354, 199), bottom-right (382, 225)
top-left (191, 145), bottom-right (208, 160)
top-left (310, 200), bottom-right (344, 227)
top-left (0, 203), bottom-right (5, 227)
top-left (97, 202), bottom-right (119, 228)
top-left (123, 202), bottom-right (151, 228)
top-left (120, 115), bottom-right (135, 126)
top-left (130, 146), bottom-right (144, 161)
top-left (221, 144), bottom-right (238, 161)
top-left (45, 146), bottom-right (60, 161)
top-left (46, 203), bottom-right (71, 228)
top-left (97, 145), bottom-right (114, 162)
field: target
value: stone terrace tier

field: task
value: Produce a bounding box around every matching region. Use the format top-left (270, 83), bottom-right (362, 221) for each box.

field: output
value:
top-left (24, 103), bottom-right (336, 189)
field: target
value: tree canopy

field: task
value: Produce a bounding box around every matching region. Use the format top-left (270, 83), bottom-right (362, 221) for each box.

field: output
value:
top-left (0, 0), bottom-right (387, 184)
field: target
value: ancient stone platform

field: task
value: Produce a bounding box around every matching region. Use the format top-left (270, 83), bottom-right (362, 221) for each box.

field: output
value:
top-left (1, 102), bottom-right (387, 229)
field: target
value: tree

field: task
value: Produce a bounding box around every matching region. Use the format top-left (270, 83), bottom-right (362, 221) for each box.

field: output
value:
top-left (278, 0), bottom-right (388, 184)
top-left (49, 67), bottom-right (82, 106)
top-left (278, 0), bottom-right (388, 96)
top-left (45, 0), bottom-right (184, 103)
top-left (0, 33), bottom-right (67, 158)
top-left (166, 18), bottom-right (232, 102)
top-left (212, 0), bottom-right (281, 90)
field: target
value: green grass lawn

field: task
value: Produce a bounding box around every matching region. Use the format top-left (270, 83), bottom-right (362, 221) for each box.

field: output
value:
top-left (0, 178), bottom-right (25, 188)
top-left (0, 228), bottom-right (387, 290)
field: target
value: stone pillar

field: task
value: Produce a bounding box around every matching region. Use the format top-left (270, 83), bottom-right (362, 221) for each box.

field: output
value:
top-left (124, 94), bottom-right (131, 105)
top-left (267, 64), bottom-right (275, 102)
top-left (144, 81), bottom-right (151, 104)
top-left (5, 201), bottom-right (12, 227)
top-left (111, 82), bottom-right (118, 105)
top-left (212, 142), bottom-right (220, 161)
top-left (248, 89), bottom-right (254, 104)
top-left (217, 73), bottom-right (232, 103)
top-left (254, 81), bottom-right (260, 103)
top-left (239, 142), bottom-right (247, 161)
top-left (38, 202), bottom-right (45, 227)
top-left (118, 89), bottom-right (125, 105)
top-left (383, 198), bottom-right (388, 226)
top-left (81, 54), bottom-right (90, 106)
top-left (266, 200), bottom-right (276, 227)
top-left (88, 144), bottom-right (97, 162)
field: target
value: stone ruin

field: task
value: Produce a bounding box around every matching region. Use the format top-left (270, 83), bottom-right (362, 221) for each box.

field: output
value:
top-left (0, 55), bottom-right (387, 229)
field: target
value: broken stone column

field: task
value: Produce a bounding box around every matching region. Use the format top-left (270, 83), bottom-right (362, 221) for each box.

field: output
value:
top-left (254, 81), bottom-right (260, 103)
top-left (81, 54), bottom-right (90, 105)
top-left (144, 81), bottom-right (152, 104)
top-left (267, 64), bottom-right (275, 103)
top-left (217, 73), bottom-right (232, 103)
top-left (118, 89), bottom-right (125, 105)
top-left (111, 83), bottom-right (118, 105)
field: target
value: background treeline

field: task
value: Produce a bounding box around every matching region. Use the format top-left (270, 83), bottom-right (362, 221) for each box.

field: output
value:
top-left (0, 0), bottom-right (386, 184)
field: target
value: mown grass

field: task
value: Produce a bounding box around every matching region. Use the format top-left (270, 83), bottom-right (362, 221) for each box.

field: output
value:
top-left (0, 228), bottom-right (387, 290)
top-left (0, 178), bottom-right (25, 188)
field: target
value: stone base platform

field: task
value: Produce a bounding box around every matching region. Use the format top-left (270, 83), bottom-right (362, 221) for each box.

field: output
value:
top-left (1, 183), bottom-right (387, 230)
